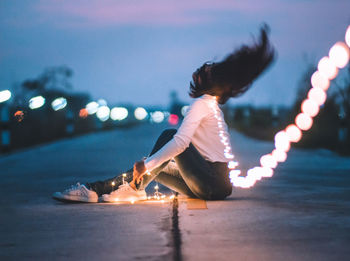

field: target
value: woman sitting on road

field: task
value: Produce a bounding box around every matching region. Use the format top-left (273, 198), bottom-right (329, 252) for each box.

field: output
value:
top-left (53, 24), bottom-right (275, 203)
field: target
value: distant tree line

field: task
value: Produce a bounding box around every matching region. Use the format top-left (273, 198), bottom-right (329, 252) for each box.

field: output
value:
top-left (226, 64), bottom-right (350, 155)
top-left (1, 66), bottom-right (95, 153)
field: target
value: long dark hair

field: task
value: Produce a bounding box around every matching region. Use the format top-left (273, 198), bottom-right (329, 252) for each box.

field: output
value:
top-left (189, 24), bottom-right (276, 104)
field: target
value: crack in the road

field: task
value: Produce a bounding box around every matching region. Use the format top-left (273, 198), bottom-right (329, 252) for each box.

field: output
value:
top-left (171, 194), bottom-right (182, 261)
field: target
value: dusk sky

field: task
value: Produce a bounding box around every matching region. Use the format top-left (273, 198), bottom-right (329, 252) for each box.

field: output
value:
top-left (1, 0), bottom-right (349, 107)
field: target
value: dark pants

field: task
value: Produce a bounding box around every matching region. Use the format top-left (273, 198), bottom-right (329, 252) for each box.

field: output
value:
top-left (87, 129), bottom-right (232, 200)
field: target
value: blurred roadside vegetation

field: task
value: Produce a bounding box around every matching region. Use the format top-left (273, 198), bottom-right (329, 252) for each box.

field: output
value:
top-left (0, 66), bottom-right (139, 154)
top-left (226, 64), bottom-right (350, 155)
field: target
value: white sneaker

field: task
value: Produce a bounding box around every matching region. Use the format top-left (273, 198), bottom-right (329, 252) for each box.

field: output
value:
top-left (52, 183), bottom-right (98, 203)
top-left (102, 183), bottom-right (147, 203)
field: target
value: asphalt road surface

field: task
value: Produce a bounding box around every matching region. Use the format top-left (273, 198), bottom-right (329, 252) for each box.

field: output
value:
top-left (1, 123), bottom-right (349, 260)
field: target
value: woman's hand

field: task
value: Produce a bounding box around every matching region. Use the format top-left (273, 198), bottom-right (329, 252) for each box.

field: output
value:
top-left (132, 160), bottom-right (147, 185)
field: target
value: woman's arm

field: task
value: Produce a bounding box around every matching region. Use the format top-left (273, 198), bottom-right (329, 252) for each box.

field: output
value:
top-left (143, 98), bottom-right (210, 172)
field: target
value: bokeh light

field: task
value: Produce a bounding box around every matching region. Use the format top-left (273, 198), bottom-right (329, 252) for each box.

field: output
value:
top-left (14, 110), bottom-right (24, 122)
top-left (311, 71), bottom-right (330, 91)
top-left (110, 107), bottom-right (128, 121)
top-left (260, 154), bottom-right (277, 169)
top-left (308, 87), bottom-right (327, 106)
top-left (181, 105), bottom-right (189, 116)
top-left (228, 160), bottom-right (239, 169)
top-left (51, 97), bottom-right (67, 111)
top-left (301, 99), bottom-right (319, 117)
top-left (151, 111), bottom-right (164, 123)
top-left (247, 167), bottom-right (263, 181)
top-left (345, 25), bottom-right (350, 47)
top-left (329, 42), bottom-right (350, 69)
top-left (272, 149), bottom-right (287, 162)
top-left (0, 90), bottom-right (11, 103)
top-left (229, 169), bottom-right (241, 179)
top-left (168, 114), bottom-right (179, 125)
top-left (285, 124), bottom-right (302, 143)
top-left (97, 99), bottom-right (107, 106)
top-left (134, 107), bottom-right (148, 120)
top-left (86, 101), bottom-right (99, 115)
top-left (29, 96), bottom-right (45, 109)
top-left (317, 56), bottom-right (338, 80)
top-left (274, 131), bottom-right (291, 152)
top-left (79, 108), bottom-right (88, 118)
top-left (295, 113), bottom-right (313, 131)
top-left (260, 167), bottom-right (274, 178)
top-left (96, 105), bottom-right (110, 122)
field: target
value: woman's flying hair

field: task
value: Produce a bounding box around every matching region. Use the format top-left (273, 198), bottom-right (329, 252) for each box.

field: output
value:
top-left (189, 24), bottom-right (276, 103)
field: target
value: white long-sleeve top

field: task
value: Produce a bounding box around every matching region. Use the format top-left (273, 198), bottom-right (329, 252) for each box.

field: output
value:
top-left (144, 94), bottom-right (232, 171)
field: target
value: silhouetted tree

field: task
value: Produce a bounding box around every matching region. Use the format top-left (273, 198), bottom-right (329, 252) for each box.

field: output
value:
top-left (333, 65), bottom-right (350, 152)
top-left (21, 65), bottom-right (73, 92)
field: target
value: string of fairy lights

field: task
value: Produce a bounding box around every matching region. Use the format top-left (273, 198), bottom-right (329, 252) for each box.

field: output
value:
top-left (219, 25), bottom-right (350, 189)
top-left (142, 24), bottom-right (350, 201)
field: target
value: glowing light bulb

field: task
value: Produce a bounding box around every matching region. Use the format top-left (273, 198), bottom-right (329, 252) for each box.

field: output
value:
top-left (228, 161), bottom-right (238, 169)
top-left (229, 170), bottom-right (241, 179)
top-left (295, 113), bottom-right (313, 131)
top-left (247, 167), bottom-right (263, 181)
top-left (245, 175), bottom-right (257, 188)
top-left (311, 71), bottom-right (330, 91)
top-left (285, 124), bottom-right (302, 143)
top-left (274, 131), bottom-right (291, 152)
top-left (224, 153), bottom-right (234, 159)
top-left (260, 154), bottom-right (277, 169)
top-left (308, 87), bottom-right (327, 106)
top-left (274, 131), bottom-right (288, 144)
top-left (122, 173), bottom-right (127, 184)
top-left (329, 42), bottom-right (350, 69)
top-left (111, 181), bottom-right (115, 186)
top-left (346, 25), bottom-right (350, 47)
top-left (301, 99), bottom-right (320, 117)
top-left (260, 167), bottom-right (274, 178)
top-left (231, 176), bottom-right (245, 188)
top-left (272, 149), bottom-right (287, 162)
top-left (317, 56), bottom-right (338, 80)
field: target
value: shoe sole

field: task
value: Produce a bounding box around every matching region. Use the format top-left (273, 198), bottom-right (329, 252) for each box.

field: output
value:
top-left (52, 193), bottom-right (98, 203)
